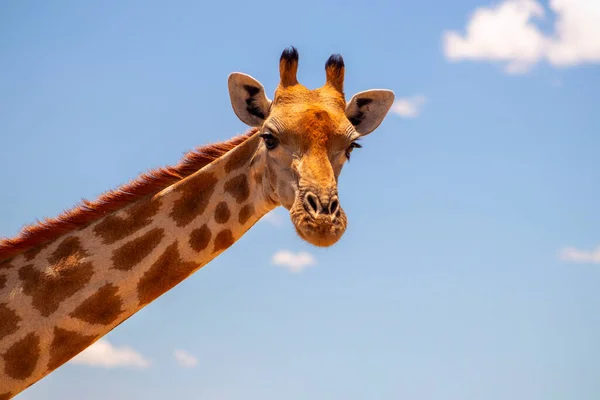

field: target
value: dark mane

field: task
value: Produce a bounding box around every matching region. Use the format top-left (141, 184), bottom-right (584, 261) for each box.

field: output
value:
top-left (0, 128), bottom-right (258, 261)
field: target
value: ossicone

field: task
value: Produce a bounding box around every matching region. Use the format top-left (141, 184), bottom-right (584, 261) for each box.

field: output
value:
top-left (325, 53), bottom-right (345, 93)
top-left (279, 46), bottom-right (299, 87)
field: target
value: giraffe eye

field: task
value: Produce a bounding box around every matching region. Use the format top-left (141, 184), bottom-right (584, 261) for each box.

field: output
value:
top-left (260, 132), bottom-right (279, 150)
top-left (345, 142), bottom-right (362, 159)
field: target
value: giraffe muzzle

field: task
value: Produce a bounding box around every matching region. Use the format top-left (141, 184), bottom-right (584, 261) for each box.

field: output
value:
top-left (290, 188), bottom-right (347, 247)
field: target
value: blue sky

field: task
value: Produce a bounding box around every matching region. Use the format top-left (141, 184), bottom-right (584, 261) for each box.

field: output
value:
top-left (1, 0), bottom-right (600, 399)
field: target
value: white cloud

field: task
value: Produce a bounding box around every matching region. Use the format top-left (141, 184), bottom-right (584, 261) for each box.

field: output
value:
top-left (559, 245), bottom-right (600, 263)
top-left (70, 339), bottom-right (150, 369)
top-left (174, 349), bottom-right (198, 368)
top-left (442, 0), bottom-right (600, 74)
top-left (271, 250), bottom-right (316, 273)
top-left (391, 95), bottom-right (427, 118)
top-left (546, 0), bottom-right (600, 66)
top-left (443, 0), bottom-right (546, 74)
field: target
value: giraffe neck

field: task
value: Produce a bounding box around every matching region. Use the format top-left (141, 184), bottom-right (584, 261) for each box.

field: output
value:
top-left (0, 132), bottom-right (275, 398)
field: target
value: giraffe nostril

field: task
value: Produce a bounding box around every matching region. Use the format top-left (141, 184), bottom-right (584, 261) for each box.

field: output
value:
top-left (329, 197), bottom-right (339, 215)
top-left (305, 192), bottom-right (320, 215)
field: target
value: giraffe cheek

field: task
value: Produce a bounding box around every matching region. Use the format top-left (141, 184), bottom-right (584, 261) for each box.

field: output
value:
top-left (275, 179), bottom-right (296, 210)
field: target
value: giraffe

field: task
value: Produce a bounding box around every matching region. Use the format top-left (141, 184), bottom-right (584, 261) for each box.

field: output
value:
top-left (0, 47), bottom-right (394, 398)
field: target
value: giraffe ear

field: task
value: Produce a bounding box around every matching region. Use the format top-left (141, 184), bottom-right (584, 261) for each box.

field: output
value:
top-left (228, 72), bottom-right (272, 127)
top-left (345, 89), bottom-right (395, 136)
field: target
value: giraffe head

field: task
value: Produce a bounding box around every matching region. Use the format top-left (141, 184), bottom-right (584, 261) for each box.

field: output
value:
top-left (228, 47), bottom-right (394, 247)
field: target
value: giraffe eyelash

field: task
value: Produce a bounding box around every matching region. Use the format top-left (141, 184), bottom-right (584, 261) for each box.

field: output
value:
top-left (345, 142), bottom-right (362, 160)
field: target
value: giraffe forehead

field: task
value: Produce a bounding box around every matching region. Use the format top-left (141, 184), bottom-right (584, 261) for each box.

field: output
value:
top-left (300, 108), bottom-right (340, 137)
top-left (274, 85), bottom-right (345, 110)
top-left (271, 87), bottom-right (349, 147)
top-left (283, 107), bottom-right (349, 150)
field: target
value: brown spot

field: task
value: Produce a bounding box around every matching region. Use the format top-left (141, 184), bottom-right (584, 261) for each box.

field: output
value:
top-left (111, 228), bottom-right (165, 271)
top-left (3, 332), bottom-right (40, 380)
top-left (0, 260), bottom-right (12, 270)
top-left (93, 197), bottom-right (161, 245)
top-left (47, 236), bottom-right (84, 264)
top-left (0, 392), bottom-right (12, 400)
top-left (47, 327), bottom-right (97, 372)
top-left (19, 236), bottom-right (94, 317)
top-left (137, 241), bottom-right (199, 307)
top-left (189, 225), bottom-right (212, 252)
top-left (225, 140), bottom-right (256, 173)
top-left (238, 204), bottom-right (254, 225)
top-left (254, 172), bottom-right (263, 185)
top-left (0, 274), bottom-right (5, 290)
top-left (213, 229), bottom-right (235, 253)
top-left (0, 303), bottom-right (20, 340)
top-left (214, 202), bottom-right (231, 224)
top-left (23, 243), bottom-right (49, 261)
top-left (170, 172), bottom-right (218, 227)
top-left (224, 174), bottom-right (250, 203)
top-left (70, 284), bottom-right (123, 325)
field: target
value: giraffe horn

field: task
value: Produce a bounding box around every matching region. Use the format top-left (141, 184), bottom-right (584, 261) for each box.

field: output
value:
top-left (325, 53), bottom-right (345, 93)
top-left (279, 46), bottom-right (299, 87)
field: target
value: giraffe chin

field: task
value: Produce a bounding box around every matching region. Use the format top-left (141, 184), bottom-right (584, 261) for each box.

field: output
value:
top-left (290, 207), bottom-right (347, 248)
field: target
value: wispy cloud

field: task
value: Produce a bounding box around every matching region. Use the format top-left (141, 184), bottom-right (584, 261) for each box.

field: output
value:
top-left (442, 0), bottom-right (600, 74)
top-left (70, 339), bottom-right (150, 369)
top-left (174, 349), bottom-right (198, 368)
top-left (559, 245), bottom-right (600, 264)
top-left (391, 95), bottom-right (427, 118)
top-left (271, 250), bottom-right (316, 273)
